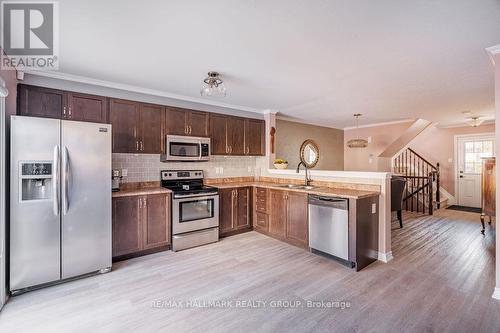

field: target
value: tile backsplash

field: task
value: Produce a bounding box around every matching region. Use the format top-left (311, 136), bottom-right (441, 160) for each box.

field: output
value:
top-left (113, 154), bottom-right (262, 183)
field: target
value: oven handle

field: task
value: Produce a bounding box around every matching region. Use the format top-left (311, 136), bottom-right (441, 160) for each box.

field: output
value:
top-left (173, 193), bottom-right (219, 200)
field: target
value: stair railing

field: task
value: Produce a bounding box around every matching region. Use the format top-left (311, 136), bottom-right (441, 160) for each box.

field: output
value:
top-left (393, 147), bottom-right (440, 215)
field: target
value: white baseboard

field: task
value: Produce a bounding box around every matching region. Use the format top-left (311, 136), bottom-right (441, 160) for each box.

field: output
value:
top-left (378, 251), bottom-right (393, 263)
top-left (492, 287), bottom-right (500, 300)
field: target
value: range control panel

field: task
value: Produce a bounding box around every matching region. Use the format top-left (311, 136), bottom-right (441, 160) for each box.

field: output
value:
top-left (161, 170), bottom-right (204, 180)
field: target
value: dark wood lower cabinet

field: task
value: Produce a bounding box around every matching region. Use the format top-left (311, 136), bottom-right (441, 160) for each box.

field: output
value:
top-left (285, 192), bottom-right (308, 248)
top-left (112, 193), bottom-right (171, 260)
top-left (219, 187), bottom-right (252, 237)
top-left (142, 193), bottom-right (170, 249)
top-left (268, 189), bottom-right (286, 239)
top-left (112, 196), bottom-right (142, 257)
top-left (255, 188), bottom-right (308, 249)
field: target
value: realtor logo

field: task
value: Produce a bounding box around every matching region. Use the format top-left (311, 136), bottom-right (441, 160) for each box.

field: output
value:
top-left (1, 1), bottom-right (59, 69)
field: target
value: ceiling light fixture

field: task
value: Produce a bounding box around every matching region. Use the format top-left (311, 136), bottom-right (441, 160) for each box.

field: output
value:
top-left (468, 116), bottom-right (484, 127)
top-left (200, 71), bottom-right (226, 97)
top-left (347, 114), bottom-right (368, 148)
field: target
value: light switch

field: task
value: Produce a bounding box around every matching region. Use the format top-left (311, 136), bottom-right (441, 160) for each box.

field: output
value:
top-left (371, 203), bottom-right (377, 214)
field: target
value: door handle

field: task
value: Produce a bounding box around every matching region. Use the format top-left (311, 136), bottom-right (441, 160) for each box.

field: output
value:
top-left (53, 145), bottom-right (60, 216)
top-left (62, 146), bottom-right (70, 215)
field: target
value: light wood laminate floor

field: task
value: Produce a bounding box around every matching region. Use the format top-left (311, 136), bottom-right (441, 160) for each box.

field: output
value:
top-left (0, 209), bottom-right (499, 332)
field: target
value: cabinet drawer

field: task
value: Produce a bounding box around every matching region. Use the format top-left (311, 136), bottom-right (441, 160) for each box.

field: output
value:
top-left (254, 212), bottom-right (268, 232)
top-left (255, 200), bottom-right (267, 213)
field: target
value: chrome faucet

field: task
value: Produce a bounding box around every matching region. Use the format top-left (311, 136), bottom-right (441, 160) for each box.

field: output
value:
top-left (296, 161), bottom-right (311, 186)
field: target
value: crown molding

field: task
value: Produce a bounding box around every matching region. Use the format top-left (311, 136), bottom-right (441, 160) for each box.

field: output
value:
top-left (275, 115), bottom-right (343, 130)
top-left (343, 118), bottom-right (415, 130)
top-left (24, 70), bottom-right (266, 114)
top-left (486, 45), bottom-right (500, 65)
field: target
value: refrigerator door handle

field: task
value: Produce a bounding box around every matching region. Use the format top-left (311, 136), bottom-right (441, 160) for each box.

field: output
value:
top-left (63, 146), bottom-right (70, 215)
top-left (53, 145), bottom-right (60, 216)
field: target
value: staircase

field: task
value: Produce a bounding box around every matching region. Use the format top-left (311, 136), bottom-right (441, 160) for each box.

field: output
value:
top-left (393, 148), bottom-right (441, 215)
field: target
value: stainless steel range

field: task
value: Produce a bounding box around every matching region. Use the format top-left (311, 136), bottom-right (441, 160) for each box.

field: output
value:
top-left (161, 170), bottom-right (219, 251)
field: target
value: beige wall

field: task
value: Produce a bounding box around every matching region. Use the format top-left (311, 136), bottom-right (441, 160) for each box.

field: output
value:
top-left (344, 121), bottom-right (413, 172)
top-left (408, 123), bottom-right (495, 196)
top-left (275, 119), bottom-right (344, 170)
top-left (345, 120), bottom-right (495, 195)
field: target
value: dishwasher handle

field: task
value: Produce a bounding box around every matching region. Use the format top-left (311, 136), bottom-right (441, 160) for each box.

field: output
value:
top-left (308, 195), bottom-right (348, 210)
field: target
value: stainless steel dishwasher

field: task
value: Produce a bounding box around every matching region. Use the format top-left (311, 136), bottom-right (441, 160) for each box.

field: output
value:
top-left (308, 195), bottom-right (349, 262)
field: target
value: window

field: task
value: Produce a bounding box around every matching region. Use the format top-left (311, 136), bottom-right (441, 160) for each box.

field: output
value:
top-left (463, 140), bottom-right (494, 174)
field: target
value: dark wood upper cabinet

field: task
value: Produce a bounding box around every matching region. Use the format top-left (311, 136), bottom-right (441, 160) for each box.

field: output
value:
top-left (142, 194), bottom-right (170, 249)
top-left (18, 85), bottom-right (264, 155)
top-left (110, 99), bottom-right (140, 153)
top-left (210, 113), bottom-right (264, 156)
top-left (165, 107), bottom-right (188, 136)
top-left (165, 107), bottom-right (209, 137)
top-left (227, 117), bottom-right (245, 155)
top-left (18, 85), bottom-right (109, 123)
top-left (189, 111), bottom-right (209, 137)
top-left (210, 114), bottom-right (228, 155)
top-left (285, 192), bottom-right (308, 248)
top-left (268, 189), bottom-right (286, 239)
top-left (110, 99), bottom-right (163, 154)
top-left (245, 119), bottom-right (265, 156)
top-left (139, 104), bottom-right (164, 154)
top-left (67, 92), bottom-right (108, 123)
top-left (112, 196), bottom-right (142, 257)
top-left (18, 84), bottom-right (65, 119)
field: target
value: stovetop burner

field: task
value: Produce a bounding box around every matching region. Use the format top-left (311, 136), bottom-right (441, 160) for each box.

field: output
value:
top-left (160, 170), bottom-right (218, 197)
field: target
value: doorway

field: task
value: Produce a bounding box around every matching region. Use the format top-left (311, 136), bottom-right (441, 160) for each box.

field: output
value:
top-left (455, 134), bottom-right (495, 208)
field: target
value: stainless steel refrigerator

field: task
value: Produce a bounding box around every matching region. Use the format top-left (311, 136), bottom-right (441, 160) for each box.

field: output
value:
top-left (10, 116), bottom-right (112, 294)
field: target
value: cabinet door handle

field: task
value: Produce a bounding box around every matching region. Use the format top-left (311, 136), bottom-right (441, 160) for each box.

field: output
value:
top-left (136, 141), bottom-right (139, 151)
top-left (246, 146), bottom-right (249, 154)
top-left (185, 125), bottom-right (188, 134)
top-left (140, 141), bottom-right (144, 151)
top-left (229, 146), bottom-right (232, 154)
top-left (68, 107), bottom-right (72, 118)
top-left (143, 197), bottom-right (147, 207)
top-left (139, 198), bottom-right (142, 209)
top-left (63, 106), bottom-right (67, 117)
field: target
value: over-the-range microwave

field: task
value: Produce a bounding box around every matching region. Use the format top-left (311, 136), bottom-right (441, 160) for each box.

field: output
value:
top-left (161, 135), bottom-right (210, 162)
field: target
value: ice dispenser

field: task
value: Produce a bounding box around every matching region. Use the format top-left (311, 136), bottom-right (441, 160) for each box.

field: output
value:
top-left (20, 162), bottom-right (53, 201)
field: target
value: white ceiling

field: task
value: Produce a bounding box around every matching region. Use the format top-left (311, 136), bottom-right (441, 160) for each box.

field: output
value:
top-left (29, 0), bottom-right (500, 128)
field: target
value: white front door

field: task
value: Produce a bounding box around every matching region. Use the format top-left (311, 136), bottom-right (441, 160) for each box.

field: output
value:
top-left (456, 135), bottom-right (494, 208)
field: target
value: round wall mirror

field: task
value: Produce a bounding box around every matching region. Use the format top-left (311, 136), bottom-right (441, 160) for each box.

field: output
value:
top-left (299, 139), bottom-right (319, 168)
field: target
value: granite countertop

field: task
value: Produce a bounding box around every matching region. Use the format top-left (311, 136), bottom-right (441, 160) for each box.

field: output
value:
top-left (112, 187), bottom-right (172, 198)
top-left (209, 181), bottom-right (379, 199)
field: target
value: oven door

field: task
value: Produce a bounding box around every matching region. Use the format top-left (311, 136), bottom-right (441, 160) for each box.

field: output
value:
top-left (172, 194), bottom-right (219, 234)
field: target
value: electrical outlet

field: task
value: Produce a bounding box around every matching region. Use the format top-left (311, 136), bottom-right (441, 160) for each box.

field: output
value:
top-left (121, 169), bottom-right (128, 177)
top-left (247, 166), bottom-right (252, 173)
top-left (371, 203), bottom-right (377, 214)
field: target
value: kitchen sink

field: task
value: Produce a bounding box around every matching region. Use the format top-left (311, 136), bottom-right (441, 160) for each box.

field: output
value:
top-left (278, 184), bottom-right (317, 190)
